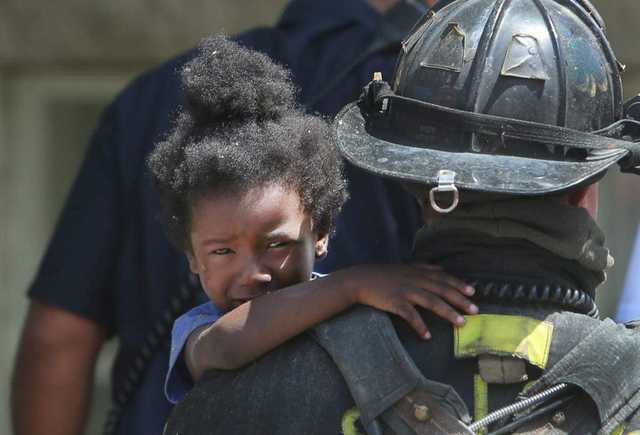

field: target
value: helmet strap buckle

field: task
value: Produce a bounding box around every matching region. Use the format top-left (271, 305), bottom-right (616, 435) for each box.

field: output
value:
top-left (428, 170), bottom-right (459, 214)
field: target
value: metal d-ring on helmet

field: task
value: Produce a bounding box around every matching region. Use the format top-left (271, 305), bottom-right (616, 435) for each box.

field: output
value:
top-left (335, 0), bottom-right (640, 213)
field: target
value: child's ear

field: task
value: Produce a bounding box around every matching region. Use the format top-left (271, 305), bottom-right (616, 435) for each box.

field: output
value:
top-left (186, 251), bottom-right (200, 274)
top-left (315, 232), bottom-right (329, 260)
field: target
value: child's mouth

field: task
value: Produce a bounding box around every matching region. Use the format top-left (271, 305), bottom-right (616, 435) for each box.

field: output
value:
top-left (229, 298), bottom-right (249, 309)
top-left (230, 287), bottom-right (276, 308)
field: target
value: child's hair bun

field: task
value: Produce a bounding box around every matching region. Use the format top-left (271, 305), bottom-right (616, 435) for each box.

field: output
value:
top-left (181, 34), bottom-right (297, 126)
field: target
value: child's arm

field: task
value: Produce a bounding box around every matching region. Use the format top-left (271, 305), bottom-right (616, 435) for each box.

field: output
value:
top-left (185, 264), bottom-right (477, 379)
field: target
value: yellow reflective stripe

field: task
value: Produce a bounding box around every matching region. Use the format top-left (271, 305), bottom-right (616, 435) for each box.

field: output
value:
top-left (341, 407), bottom-right (364, 435)
top-left (454, 315), bottom-right (554, 369)
top-left (474, 374), bottom-right (489, 435)
top-left (611, 424), bottom-right (625, 435)
top-left (616, 425), bottom-right (640, 435)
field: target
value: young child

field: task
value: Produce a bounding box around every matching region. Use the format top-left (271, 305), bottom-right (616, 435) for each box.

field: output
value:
top-left (147, 35), bottom-right (478, 405)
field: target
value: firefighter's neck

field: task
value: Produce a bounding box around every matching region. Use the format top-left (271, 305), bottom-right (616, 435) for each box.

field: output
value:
top-left (567, 184), bottom-right (598, 220)
top-left (421, 184), bottom-right (598, 224)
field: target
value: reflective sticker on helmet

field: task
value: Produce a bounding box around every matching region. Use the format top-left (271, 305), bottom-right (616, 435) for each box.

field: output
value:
top-left (420, 22), bottom-right (465, 72)
top-left (501, 34), bottom-right (550, 81)
top-left (577, 73), bottom-right (609, 98)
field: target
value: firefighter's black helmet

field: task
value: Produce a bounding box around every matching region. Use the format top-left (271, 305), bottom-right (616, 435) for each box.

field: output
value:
top-left (335, 0), bottom-right (640, 199)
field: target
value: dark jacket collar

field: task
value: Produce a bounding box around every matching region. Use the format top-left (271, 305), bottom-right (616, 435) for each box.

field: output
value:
top-left (278, 0), bottom-right (382, 34)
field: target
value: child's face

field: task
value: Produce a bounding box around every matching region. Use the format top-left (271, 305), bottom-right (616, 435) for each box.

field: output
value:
top-left (187, 183), bottom-right (328, 312)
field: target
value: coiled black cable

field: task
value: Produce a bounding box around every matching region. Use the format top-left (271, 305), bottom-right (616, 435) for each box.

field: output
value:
top-left (103, 277), bottom-right (201, 435)
top-left (468, 279), bottom-right (599, 318)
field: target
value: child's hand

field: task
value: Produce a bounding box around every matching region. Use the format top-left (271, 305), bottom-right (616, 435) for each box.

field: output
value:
top-left (339, 263), bottom-right (478, 339)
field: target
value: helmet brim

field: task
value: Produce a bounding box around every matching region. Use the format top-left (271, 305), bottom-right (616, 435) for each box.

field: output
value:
top-left (335, 102), bottom-right (626, 195)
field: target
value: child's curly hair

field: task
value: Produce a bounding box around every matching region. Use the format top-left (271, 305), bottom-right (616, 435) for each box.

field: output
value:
top-left (148, 34), bottom-right (349, 251)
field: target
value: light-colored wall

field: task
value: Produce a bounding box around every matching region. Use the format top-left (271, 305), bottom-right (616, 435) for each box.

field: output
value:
top-left (1, 74), bottom-right (135, 434)
top-left (0, 0), bottom-right (289, 66)
top-left (1, 1), bottom-right (639, 434)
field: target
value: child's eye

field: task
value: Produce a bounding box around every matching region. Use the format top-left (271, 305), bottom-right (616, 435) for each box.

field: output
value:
top-left (210, 248), bottom-right (234, 255)
top-left (267, 241), bottom-right (290, 249)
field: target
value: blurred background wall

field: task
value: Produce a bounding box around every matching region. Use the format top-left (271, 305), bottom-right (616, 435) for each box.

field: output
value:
top-left (0, 1), bottom-right (638, 433)
top-left (0, 1), bottom-right (290, 433)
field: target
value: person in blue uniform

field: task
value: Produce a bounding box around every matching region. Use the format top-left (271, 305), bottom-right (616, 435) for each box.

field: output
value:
top-left (617, 225), bottom-right (640, 323)
top-left (10, 1), bottom-right (434, 434)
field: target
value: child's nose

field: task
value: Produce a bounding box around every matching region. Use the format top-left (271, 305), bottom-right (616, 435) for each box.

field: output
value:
top-left (241, 258), bottom-right (272, 286)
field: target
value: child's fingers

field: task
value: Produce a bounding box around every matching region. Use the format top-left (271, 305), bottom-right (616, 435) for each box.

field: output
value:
top-left (414, 269), bottom-right (474, 296)
top-left (406, 274), bottom-right (478, 314)
top-left (408, 290), bottom-right (467, 327)
top-left (419, 280), bottom-right (479, 315)
top-left (434, 273), bottom-right (474, 295)
top-left (389, 301), bottom-right (430, 339)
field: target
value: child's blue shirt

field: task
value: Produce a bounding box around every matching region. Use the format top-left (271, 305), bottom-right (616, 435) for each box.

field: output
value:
top-left (165, 273), bottom-right (326, 404)
top-left (165, 301), bottom-right (223, 404)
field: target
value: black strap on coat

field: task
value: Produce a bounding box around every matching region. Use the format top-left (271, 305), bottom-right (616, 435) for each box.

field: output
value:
top-left (312, 306), bottom-right (473, 435)
top-left (523, 315), bottom-right (640, 433)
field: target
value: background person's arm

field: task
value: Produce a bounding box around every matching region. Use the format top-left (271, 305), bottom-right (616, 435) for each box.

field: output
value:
top-left (11, 301), bottom-right (107, 435)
